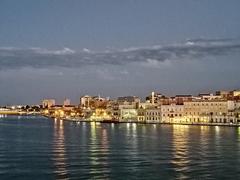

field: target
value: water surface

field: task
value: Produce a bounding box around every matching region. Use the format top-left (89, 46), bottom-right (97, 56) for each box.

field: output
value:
top-left (0, 116), bottom-right (240, 179)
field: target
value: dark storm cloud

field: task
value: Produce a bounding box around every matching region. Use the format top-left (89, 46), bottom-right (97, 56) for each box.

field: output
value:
top-left (0, 38), bottom-right (240, 70)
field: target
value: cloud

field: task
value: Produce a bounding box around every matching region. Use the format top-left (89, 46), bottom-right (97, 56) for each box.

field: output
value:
top-left (141, 58), bottom-right (172, 68)
top-left (34, 47), bottom-right (75, 55)
top-left (82, 48), bottom-right (91, 53)
top-left (0, 38), bottom-right (240, 70)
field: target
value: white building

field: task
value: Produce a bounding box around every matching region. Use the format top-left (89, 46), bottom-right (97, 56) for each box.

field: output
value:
top-left (42, 99), bottom-right (55, 108)
top-left (161, 104), bottom-right (184, 123)
top-left (80, 95), bottom-right (91, 108)
top-left (119, 108), bottom-right (138, 122)
top-left (145, 108), bottom-right (161, 123)
top-left (63, 98), bottom-right (71, 106)
top-left (138, 102), bottom-right (156, 109)
top-left (232, 90), bottom-right (240, 97)
top-left (183, 100), bottom-right (229, 123)
top-left (198, 93), bottom-right (222, 100)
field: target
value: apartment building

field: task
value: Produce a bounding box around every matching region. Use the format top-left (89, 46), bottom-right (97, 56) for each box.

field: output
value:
top-left (161, 104), bottom-right (184, 123)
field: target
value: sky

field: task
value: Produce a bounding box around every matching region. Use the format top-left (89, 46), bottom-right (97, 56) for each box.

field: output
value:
top-left (0, 0), bottom-right (240, 105)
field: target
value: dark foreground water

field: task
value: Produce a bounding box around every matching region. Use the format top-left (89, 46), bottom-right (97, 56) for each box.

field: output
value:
top-left (0, 116), bottom-right (240, 180)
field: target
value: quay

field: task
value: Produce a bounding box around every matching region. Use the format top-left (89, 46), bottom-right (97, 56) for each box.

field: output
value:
top-left (44, 114), bottom-right (240, 127)
top-left (1, 112), bottom-right (239, 127)
top-left (0, 110), bottom-right (27, 115)
top-left (0, 110), bottom-right (40, 116)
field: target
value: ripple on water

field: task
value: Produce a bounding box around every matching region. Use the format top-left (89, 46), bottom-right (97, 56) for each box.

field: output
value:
top-left (0, 117), bottom-right (240, 179)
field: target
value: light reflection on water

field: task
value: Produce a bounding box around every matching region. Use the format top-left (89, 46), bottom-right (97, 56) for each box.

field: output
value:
top-left (52, 119), bottom-right (68, 178)
top-left (199, 126), bottom-right (210, 152)
top-left (214, 126), bottom-right (221, 154)
top-left (89, 122), bottom-right (98, 174)
top-left (0, 116), bottom-right (240, 179)
top-left (171, 125), bottom-right (190, 179)
top-left (89, 122), bottom-right (111, 178)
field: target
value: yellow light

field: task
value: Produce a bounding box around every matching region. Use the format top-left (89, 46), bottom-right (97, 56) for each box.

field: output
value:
top-left (60, 110), bottom-right (64, 117)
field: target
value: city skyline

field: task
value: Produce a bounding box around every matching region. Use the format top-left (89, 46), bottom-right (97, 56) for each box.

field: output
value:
top-left (1, 1), bottom-right (240, 179)
top-left (0, 0), bottom-right (240, 104)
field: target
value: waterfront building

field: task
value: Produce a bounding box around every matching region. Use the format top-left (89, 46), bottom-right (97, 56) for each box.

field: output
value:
top-left (80, 95), bottom-right (108, 109)
top-left (0, 107), bottom-right (21, 115)
top-left (81, 108), bottom-right (94, 119)
top-left (137, 107), bottom-right (145, 122)
top-left (227, 101), bottom-right (240, 124)
top-left (118, 96), bottom-right (141, 122)
top-left (145, 108), bottom-right (161, 123)
top-left (39, 89), bottom-right (240, 125)
top-left (234, 106), bottom-right (240, 123)
top-left (80, 95), bottom-right (92, 109)
top-left (63, 105), bottom-right (76, 111)
top-left (46, 105), bottom-right (63, 117)
top-left (227, 100), bottom-right (235, 111)
top-left (63, 98), bottom-right (71, 106)
top-left (232, 90), bottom-right (240, 97)
top-left (161, 104), bottom-right (184, 123)
top-left (119, 108), bottom-right (138, 122)
top-left (42, 99), bottom-right (55, 108)
top-left (234, 101), bottom-right (240, 109)
top-left (89, 108), bottom-right (112, 121)
top-left (92, 97), bottom-right (108, 109)
top-left (183, 100), bottom-right (229, 123)
top-left (106, 100), bottom-right (120, 120)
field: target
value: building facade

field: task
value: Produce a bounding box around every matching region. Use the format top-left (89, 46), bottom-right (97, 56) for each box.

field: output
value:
top-left (183, 100), bottom-right (229, 123)
top-left (119, 108), bottom-right (138, 122)
top-left (145, 108), bottom-right (161, 123)
top-left (63, 98), bottom-right (71, 106)
top-left (42, 99), bottom-right (55, 108)
top-left (161, 104), bottom-right (184, 123)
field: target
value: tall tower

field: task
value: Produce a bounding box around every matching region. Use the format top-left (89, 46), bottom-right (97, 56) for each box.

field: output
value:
top-left (151, 91), bottom-right (155, 105)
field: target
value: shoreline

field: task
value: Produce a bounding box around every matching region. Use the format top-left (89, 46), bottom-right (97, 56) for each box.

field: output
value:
top-left (1, 114), bottom-right (239, 127)
top-left (47, 115), bottom-right (240, 127)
